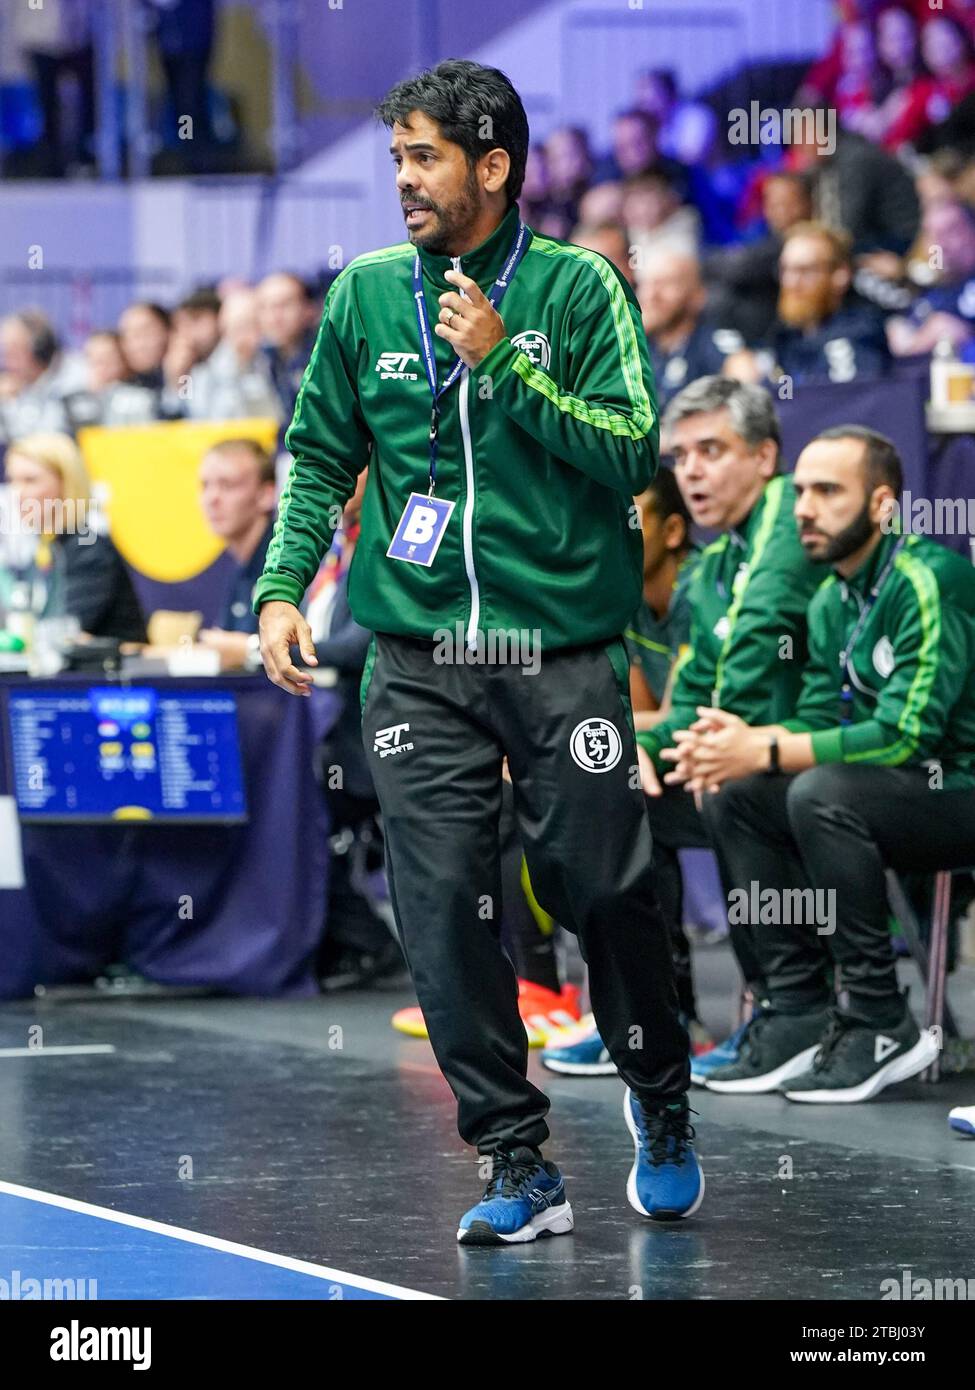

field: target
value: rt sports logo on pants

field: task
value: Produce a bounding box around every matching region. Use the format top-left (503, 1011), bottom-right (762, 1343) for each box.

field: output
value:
top-left (373, 723), bottom-right (414, 757)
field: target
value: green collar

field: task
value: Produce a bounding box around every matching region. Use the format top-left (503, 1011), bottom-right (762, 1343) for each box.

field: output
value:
top-left (417, 203), bottom-right (523, 289)
top-left (839, 528), bottom-right (901, 595)
top-left (728, 475), bottom-right (782, 551)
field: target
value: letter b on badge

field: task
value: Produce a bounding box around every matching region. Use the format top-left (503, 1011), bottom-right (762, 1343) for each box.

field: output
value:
top-left (387, 492), bottom-right (456, 567)
top-left (404, 505), bottom-right (438, 545)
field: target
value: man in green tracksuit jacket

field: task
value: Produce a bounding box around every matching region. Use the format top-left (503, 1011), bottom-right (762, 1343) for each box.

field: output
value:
top-left (254, 60), bottom-right (703, 1241)
top-left (625, 377), bottom-right (823, 1020)
top-left (672, 426), bottom-right (975, 1103)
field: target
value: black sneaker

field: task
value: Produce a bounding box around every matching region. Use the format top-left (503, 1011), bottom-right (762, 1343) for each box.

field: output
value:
top-left (782, 1009), bottom-right (940, 1103)
top-left (704, 1005), bottom-right (829, 1094)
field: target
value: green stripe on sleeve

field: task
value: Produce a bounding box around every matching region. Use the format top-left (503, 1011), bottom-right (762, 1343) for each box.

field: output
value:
top-left (510, 351), bottom-right (651, 438)
top-left (712, 476), bottom-right (785, 702)
top-left (844, 551), bottom-right (942, 765)
top-left (624, 628), bottom-right (672, 657)
top-left (525, 238), bottom-right (655, 436)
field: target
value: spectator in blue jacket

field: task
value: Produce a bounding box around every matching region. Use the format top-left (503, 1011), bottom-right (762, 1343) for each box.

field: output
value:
top-left (888, 198), bottom-right (975, 357)
top-left (726, 222), bottom-right (891, 387)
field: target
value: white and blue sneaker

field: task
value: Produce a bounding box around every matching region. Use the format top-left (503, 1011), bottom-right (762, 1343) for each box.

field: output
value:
top-left (690, 1006), bottom-right (767, 1087)
top-left (623, 1087), bottom-right (704, 1221)
top-left (540, 1015), bottom-right (616, 1076)
top-left (457, 1146), bottom-right (574, 1245)
top-left (949, 1105), bottom-right (975, 1136)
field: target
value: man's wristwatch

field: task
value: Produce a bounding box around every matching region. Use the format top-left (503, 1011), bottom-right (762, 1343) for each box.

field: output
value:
top-left (765, 735), bottom-right (780, 775)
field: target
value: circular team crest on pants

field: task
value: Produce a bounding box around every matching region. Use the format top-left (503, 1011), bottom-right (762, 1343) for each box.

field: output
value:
top-left (569, 717), bottom-right (622, 773)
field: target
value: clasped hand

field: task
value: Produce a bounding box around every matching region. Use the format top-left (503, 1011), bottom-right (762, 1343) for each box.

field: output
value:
top-left (660, 707), bottom-right (766, 795)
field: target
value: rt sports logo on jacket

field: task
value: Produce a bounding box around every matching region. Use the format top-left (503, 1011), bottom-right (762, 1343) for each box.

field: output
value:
top-left (375, 351), bottom-right (421, 380)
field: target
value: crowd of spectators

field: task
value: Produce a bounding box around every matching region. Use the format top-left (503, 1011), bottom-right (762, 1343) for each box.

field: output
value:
top-left (520, 7), bottom-right (975, 399)
top-left (0, 266), bottom-right (330, 714)
top-left (5, 8), bottom-right (975, 448)
top-left (0, 272), bottom-right (324, 447)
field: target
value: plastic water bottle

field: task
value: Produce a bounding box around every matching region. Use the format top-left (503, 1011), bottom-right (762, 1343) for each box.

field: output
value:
top-left (930, 338), bottom-right (975, 407)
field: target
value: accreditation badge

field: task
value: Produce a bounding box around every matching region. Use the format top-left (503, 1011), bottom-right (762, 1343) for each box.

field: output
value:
top-left (386, 492), bottom-right (456, 567)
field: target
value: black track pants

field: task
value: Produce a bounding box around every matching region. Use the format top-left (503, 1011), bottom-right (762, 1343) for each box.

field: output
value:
top-left (362, 632), bottom-right (689, 1153)
top-left (643, 783), bottom-right (765, 1009)
top-left (701, 764), bottom-right (975, 1025)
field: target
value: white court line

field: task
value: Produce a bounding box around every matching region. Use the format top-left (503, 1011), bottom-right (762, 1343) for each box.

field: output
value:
top-left (0, 1045), bottom-right (116, 1058)
top-left (0, 1180), bottom-right (443, 1301)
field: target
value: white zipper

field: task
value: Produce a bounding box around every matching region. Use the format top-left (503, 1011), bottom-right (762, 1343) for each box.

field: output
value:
top-left (458, 367), bottom-right (480, 651)
top-left (452, 254), bottom-right (480, 651)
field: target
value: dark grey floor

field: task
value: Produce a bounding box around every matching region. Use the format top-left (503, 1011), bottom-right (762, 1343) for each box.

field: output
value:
top-left (0, 942), bottom-right (973, 1301)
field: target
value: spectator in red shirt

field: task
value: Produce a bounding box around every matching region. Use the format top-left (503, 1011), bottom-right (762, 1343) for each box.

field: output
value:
top-left (796, 0), bottom-right (885, 107)
top-left (846, 6), bottom-right (923, 144)
top-left (835, 21), bottom-right (885, 130)
top-left (876, 4), bottom-right (922, 89)
top-left (884, 16), bottom-right (975, 148)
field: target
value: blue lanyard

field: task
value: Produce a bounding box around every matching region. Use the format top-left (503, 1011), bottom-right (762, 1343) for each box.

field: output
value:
top-left (838, 536), bottom-right (905, 724)
top-left (412, 218), bottom-right (529, 495)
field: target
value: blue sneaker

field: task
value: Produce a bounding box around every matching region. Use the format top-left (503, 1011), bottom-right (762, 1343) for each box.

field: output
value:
top-left (623, 1088), bottom-right (704, 1221)
top-left (690, 1006), bottom-right (766, 1086)
top-left (948, 1105), bottom-right (975, 1136)
top-left (543, 1014), bottom-right (707, 1078)
top-left (541, 1016), bottom-right (616, 1076)
top-left (457, 1146), bottom-right (574, 1245)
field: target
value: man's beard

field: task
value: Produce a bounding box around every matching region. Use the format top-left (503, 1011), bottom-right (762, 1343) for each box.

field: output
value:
top-left (803, 501), bottom-right (876, 565)
top-left (404, 168), bottom-right (481, 255)
top-left (778, 283), bottom-right (836, 329)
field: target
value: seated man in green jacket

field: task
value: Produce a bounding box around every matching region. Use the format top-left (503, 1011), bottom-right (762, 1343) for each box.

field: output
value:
top-left (542, 375), bottom-right (823, 1080)
top-left (669, 425), bottom-right (975, 1103)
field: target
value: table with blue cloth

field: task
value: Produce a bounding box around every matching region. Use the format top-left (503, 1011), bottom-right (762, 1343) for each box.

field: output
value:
top-left (0, 673), bottom-right (338, 1001)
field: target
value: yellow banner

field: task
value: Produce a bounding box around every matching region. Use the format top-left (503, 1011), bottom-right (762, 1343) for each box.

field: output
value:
top-left (78, 419), bottom-right (278, 583)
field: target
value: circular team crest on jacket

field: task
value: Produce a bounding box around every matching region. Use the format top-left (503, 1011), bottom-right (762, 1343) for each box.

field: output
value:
top-left (569, 717), bottom-right (622, 773)
top-left (511, 329), bottom-right (551, 369)
top-left (872, 636), bottom-right (896, 678)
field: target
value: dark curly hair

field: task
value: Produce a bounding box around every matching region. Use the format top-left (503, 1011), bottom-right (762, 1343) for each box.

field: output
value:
top-left (374, 60), bottom-right (530, 206)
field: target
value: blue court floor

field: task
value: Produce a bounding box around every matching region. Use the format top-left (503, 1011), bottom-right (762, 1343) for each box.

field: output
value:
top-left (0, 1183), bottom-right (436, 1300)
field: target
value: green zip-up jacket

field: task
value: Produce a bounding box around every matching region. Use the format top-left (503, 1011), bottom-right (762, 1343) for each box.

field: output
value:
top-left (781, 531), bottom-right (975, 788)
top-left (637, 475), bottom-right (822, 769)
top-left (252, 203), bottom-right (659, 649)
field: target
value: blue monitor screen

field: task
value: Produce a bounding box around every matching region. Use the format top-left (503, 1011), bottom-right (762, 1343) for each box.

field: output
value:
top-left (7, 687), bottom-right (247, 823)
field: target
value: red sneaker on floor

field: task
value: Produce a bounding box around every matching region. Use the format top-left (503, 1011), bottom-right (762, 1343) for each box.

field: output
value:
top-left (518, 981), bottom-right (583, 1048)
top-left (393, 981), bottom-right (582, 1047)
top-left (687, 1018), bottom-right (716, 1057)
